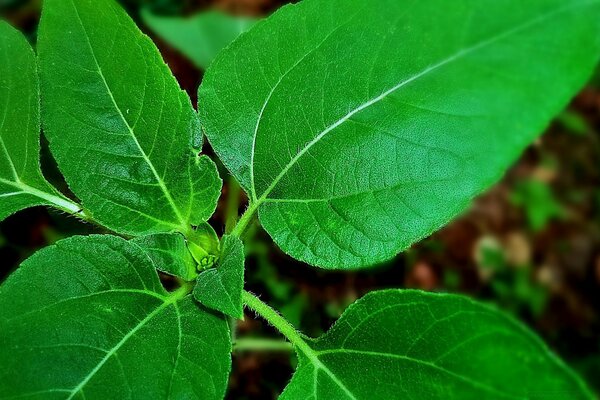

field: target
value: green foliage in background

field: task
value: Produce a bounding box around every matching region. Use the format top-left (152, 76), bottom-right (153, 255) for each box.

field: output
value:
top-left (510, 178), bottom-right (565, 232)
top-left (142, 9), bottom-right (257, 70)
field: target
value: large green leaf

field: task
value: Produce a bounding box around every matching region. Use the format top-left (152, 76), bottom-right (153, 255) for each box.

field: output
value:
top-left (198, 0), bottom-right (600, 269)
top-left (278, 290), bottom-right (593, 399)
top-left (142, 9), bottom-right (257, 70)
top-left (0, 22), bottom-right (80, 221)
top-left (0, 235), bottom-right (231, 400)
top-left (39, 0), bottom-right (221, 236)
top-left (194, 234), bottom-right (245, 319)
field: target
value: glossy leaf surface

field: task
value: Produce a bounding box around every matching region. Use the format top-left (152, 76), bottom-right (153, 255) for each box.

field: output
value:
top-left (280, 290), bottom-right (593, 399)
top-left (142, 9), bottom-right (257, 70)
top-left (0, 22), bottom-right (78, 220)
top-left (199, 0), bottom-right (600, 269)
top-left (39, 0), bottom-right (221, 236)
top-left (194, 235), bottom-right (245, 319)
top-left (0, 235), bottom-right (231, 400)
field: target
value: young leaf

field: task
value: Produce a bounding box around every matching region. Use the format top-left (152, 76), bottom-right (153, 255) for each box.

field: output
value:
top-left (132, 232), bottom-right (198, 281)
top-left (142, 9), bottom-right (257, 70)
top-left (0, 235), bottom-right (231, 400)
top-left (0, 22), bottom-right (80, 221)
top-left (194, 234), bottom-right (245, 319)
top-left (198, 0), bottom-right (600, 269)
top-left (277, 290), bottom-right (593, 399)
top-left (38, 0), bottom-right (222, 236)
top-left (187, 221), bottom-right (221, 267)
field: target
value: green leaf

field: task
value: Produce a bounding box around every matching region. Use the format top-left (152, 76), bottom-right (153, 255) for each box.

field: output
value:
top-left (132, 232), bottom-right (198, 281)
top-left (198, 0), bottom-right (600, 269)
top-left (0, 22), bottom-right (80, 221)
top-left (38, 0), bottom-right (222, 236)
top-left (0, 235), bottom-right (231, 400)
top-left (142, 9), bottom-right (257, 70)
top-left (194, 234), bottom-right (245, 319)
top-left (279, 290), bottom-right (593, 399)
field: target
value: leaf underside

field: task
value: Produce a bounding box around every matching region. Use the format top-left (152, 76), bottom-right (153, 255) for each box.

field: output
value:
top-left (280, 290), bottom-right (593, 399)
top-left (199, 0), bottom-right (600, 269)
top-left (0, 235), bottom-right (231, 400)
top-left (38, 0), bottom-right (221, 236)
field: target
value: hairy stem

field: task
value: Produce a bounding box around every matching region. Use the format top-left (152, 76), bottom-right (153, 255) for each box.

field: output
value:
top-left (233, 338), bottom-right (294, 352)
top-left (230, 201), bottom-right (260, 239)
top-left (49, 195), bottom-right (93, 223)
top-left (12, 180), bottom-right (92, 222)
top-left (242, 291), bottom-right (311, 355)
top-left (224, 177), bottom-right (242, 234)
top-left (170, 280), bottom-right (195, 300)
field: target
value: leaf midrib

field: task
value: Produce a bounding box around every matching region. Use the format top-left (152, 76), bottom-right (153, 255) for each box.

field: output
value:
top-left (68, 0), bottom-right (187, 229)
top-left (251, 0), bottom-right (595, 206)
top-left (295, 334), bottom-right (528, 400)
top-left (292, 328), bottom-right (518, 400)
top-left (247, 6), bottom-right (365, 202)
top-left (65, 291), bottom-right (180, 399)
top-left (0, 176), bottom-right (80, 213)
top-left (315, 348), bottom-right (519, 399)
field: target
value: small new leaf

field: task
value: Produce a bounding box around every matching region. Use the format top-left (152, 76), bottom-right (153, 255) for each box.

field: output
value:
top-left (194, 235), bottom-right (245, 319)
top-left (280, 290), bottom-right (593, 399)
top-left (132, 232), bottom-right (198, 281)
top-left (0, 235), bottom-right (231, 400)
top-left (187, 221), bottom-right (221, 268)
top-left (38, 0), bottom-right (222, 236)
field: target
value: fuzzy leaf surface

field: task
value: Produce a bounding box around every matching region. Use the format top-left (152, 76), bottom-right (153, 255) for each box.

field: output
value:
top-left (199, 0), bottom-right (600, 269)
top-left (0, 235), bottom-right (231, 400)
top-left (0, 22), bottom-right (75, 220)
top-left (280, 290), bottom-right (593, 399)
top-left (194, 234), bottom-right (245, 319)
top-left (39, 0), bottom-right (221, 236)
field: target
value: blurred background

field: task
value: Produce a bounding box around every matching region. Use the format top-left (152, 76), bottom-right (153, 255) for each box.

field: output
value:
top-left (1, 0), bottom-right (600, 398)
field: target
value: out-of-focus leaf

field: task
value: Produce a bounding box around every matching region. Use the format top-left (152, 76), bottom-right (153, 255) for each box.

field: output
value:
top-left (510, 179), bottom-right (565, 231)
top-left (142, 8), bottom-right (257, 69)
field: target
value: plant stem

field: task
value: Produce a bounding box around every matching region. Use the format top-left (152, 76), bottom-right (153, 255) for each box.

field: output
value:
top-left (242, 291), bottom-right (311, 355)
top-left (224, 177), bottom-right (242, 234)
top-left (230, 201), bottom-right (260, 239)
top-left (233, 338), bottom-right (294, 352)
top-left (228, 316), bottom-right (238, 344)
top-left (9, 180), bottom-right (91, 222)
top-left (170, 280), bottom-right (194, 301)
